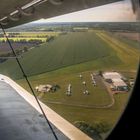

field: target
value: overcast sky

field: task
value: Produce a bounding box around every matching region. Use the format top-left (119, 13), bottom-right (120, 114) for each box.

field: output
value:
top-left (34, 0), bottom-right (136, 23)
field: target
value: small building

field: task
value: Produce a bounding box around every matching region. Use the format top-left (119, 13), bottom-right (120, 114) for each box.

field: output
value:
top-left (35, 84), bottom-right (53, 93)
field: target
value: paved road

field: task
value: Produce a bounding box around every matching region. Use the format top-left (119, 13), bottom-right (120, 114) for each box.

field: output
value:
top-left (0, 74), bottom-right (92, 140)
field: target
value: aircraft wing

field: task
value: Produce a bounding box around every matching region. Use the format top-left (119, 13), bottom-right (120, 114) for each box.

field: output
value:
top-left (0, 0), bottom-right (122, 28)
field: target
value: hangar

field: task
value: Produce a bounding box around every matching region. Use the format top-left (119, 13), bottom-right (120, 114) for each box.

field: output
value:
top-left (103, 72), bottom-right (128, 91)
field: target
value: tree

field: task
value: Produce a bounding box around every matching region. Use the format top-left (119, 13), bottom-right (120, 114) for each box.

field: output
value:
top-left (98, 70), bottom-right (103, 77)
top-left (50, 85), bottom-right (60, 93)
top-left (15, 49), bottom-right (22, 55)
top-left (74, 121), bottom-right (111, 140)
top-left (23, 47), bottom-right (28, 52)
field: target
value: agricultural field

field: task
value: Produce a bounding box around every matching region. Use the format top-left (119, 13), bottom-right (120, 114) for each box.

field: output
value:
top-left (113, 32), bottom-right (140, 42)
top-left (0, 37), bottom-right (47, 42)
top-left (19, 31), bottom-right (61, 37)
top-left (0, 32), bottom-right (60, 47)
top-left (1, 31), bottom-right (139, 79)
top-left (0, 42), bottom-right (37, 54)
top-left (0, 31), bottom-right (60, 37)
top-left (0, 30), bottom-right (139, 139)
top-left (0, 32), bottom-right (60, 53)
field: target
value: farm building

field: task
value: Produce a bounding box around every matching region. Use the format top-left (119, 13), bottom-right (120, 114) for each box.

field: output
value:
top-left (73, 27), bottom-right (89, 32)
top-left (35, 84), bottom-right (52, 93)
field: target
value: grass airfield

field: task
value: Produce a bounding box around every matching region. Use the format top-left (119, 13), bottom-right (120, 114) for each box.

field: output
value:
top-left (0, 30), bottom-right (139, 139)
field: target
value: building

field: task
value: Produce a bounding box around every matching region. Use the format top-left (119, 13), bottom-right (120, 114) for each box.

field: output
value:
top-left (103, 72), bottom-right (128, 92)
top-left (73, 27), bottom-right (89, 32)
top-left (103, 72), bottom-right (122, 82)
top-left (35, 84), bottom-right (52, 93)
top-left (112, 78), bottom-right (128, 91)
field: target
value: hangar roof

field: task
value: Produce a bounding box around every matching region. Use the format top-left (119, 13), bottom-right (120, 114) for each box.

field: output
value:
top-left (103, 72), bottom-right (122, 80)
top-left (112, 78), bottom-right (127, 87)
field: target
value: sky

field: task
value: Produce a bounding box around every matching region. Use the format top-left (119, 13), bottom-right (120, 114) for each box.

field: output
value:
top-left (34, 0), bottom-right (136, 23)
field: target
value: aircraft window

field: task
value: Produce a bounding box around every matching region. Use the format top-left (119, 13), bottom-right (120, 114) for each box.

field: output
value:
top-left (0, 0), bottom-right (140, 140)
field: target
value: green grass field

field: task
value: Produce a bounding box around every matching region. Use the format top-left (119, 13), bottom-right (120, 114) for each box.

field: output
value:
top-left (0, 30), bottom-right (139, 139)
top-left (0, 31), bottom-right (135, 79)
